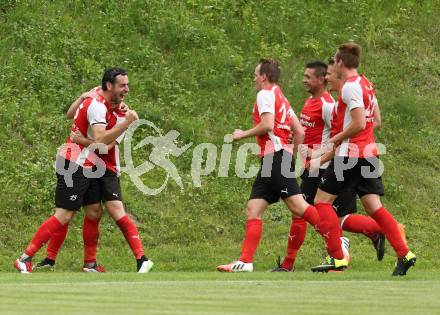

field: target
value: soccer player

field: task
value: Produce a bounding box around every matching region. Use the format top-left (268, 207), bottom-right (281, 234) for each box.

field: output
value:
top-left (216, 58), bottom-right (322, 272)
top-left (311, 44), bottom-right (415, 275)
top-left (34, 87), bottom-right (127, 272)
top-left (272, 60), bottom-right (395, 272)
top-left (322, 58), bottom-right (407, 255)
top-left (33, 88), bottom-right (109, 272)
top-left (14, 68), bottom-right (153, 273)
top-left (272, 61), bottom-right (355, 271)
top-left (325, 58), bottom-right (408, 253)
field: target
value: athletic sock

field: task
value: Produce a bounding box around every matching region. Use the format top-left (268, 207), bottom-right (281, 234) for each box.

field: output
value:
top-left (239, 219), bottom-right (263, 263)
top-left (24, 216), bottom-right (63, 258)
top-left (46, 223), bottom-right (69, 261)
top-left (83, 216), bottom-right (101, 264)
top-left (116, 215), bottom-right (145, 260)
top-left (371, 207), bottom-right (409, 258)
top-left (302, 205), bottom-right (320, 228)
top-left (315, 203), bottom-right (344, 260)
top-left (281, 218), bottom-right (307, 270)
top-left (341, 214), bottom-right (382, 240)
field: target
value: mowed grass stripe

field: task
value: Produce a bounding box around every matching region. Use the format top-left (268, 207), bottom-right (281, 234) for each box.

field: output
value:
top-left (1, 273), bottom-right (440, 315)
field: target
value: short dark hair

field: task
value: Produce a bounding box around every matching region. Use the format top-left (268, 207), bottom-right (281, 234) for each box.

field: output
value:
top-left (259, 58), bottom-right (280, 83)
top-left (101, 67), bottom-right (128, 90)
top-left (335, 43), bottom-right (361, 68)
top-left (306, 61), bottom-right (327, 78)
top-left (328, 57), bottom-right (335, 65)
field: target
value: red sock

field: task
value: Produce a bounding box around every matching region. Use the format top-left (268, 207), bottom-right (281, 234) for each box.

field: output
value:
top-left (302, 205), bottom-right (320, 228)
top-left (239, 219), bottom-right (263, 263)
top-left (116, 215), bottom-right (145, 259)
top-left (315, 203), bottom-right (343, 259)
top-left (371, 207), bottom-right (408, 258)
top-left (281, 218), bottom-right (307, 270)
top-left (46, 223), bottom-right (69, 260)
top-left (341, 214), bottom-right (382, 240)
top-left (25, 216), bottom-right (63, 257)
top-left (83, 216), bottom-right (101, 264)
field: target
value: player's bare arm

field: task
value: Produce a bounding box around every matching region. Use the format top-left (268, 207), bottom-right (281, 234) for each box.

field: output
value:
top-left (232, 112), bottom-right (274, 141)
top-left (290, 113), bottom-right (305, 156)
top-left (70, 130), bottom-right (116, 151)
top-left (67, 88), bottom-right (129, 119)
top-left (329, 107), bottom-right (365, 145)
top-left (373, 104), bottom-right (381, 129)
top-left (66, 87), bottom-right (101, 119)
top-left (92, 110), bottom-right (138, 145)
top-left (308, 145), bottom-right (336, 171)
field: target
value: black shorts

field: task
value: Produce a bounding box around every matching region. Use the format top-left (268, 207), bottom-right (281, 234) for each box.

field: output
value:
top-left (301, 169), bottom-right (357, 217)
top-left (82, 169), bottom-right (123, 206)
top-left (55, 159), bottom-right (122, 211)
top-left (97, 169), bottom-right (123, 203)
top-left (319, 157), bottom-right (385, 198)
top-left (55, 163), bottom-right (94, 211)
top-left (249, 150), bottom-right (302, 205)
top-left (82, 178), bottom-right (102, 206)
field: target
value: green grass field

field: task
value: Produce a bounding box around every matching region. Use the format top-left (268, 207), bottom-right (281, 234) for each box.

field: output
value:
top-left (2, 271), bottom-right (440, 315)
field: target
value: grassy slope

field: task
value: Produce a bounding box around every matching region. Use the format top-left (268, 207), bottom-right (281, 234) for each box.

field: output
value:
top-left (0, 1), bottom-right (439, 272)
top-left (2, 272), bottom-right (440, 315)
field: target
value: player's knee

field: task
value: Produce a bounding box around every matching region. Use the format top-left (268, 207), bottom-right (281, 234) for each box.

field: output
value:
top-left (314, 190), bottom-right (334, 204)
top-left (285, 196), bottom-right (307, 217)
top-left (85, 203), bottom-right (103, 220)
top-left (54, 208), bottom-right (75, 224)
top-left (245, 205), bottom-right (261, 220)
top-left (106, 200), bottom-right (126, 221)
top-left (313, 194), bottom-right (325, 204)
top-left (360, 194), bottom-right (382, 214)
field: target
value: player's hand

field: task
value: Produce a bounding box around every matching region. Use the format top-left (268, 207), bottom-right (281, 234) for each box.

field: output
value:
top-left (298, 144), bottom-right (309, 160)
top-left (70, 130), bottom-right (87, 145)
top-left (124, 110), bottom-right (139, 126)
top-left (81, 87), bottom-right (101, 100)
top-left (232, 129), bottom-right (245, 141)
top-left (328, 136), bottom-right (341, 148)
top-left (288, 131), bottom-right (294, 144)
top-left (308, 158), bottom-right (321, 172)
top-left (119, 102), bottom-right (129, 112)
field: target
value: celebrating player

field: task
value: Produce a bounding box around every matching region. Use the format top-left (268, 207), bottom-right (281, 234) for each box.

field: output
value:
top-left (311, 44), bottom-right (415, 275)
top-left (272, 61), bottom-right (353, 271)
top-left (216, 58), bottom-right (322, 272)
top-left (34, 87), bottom-right (113, 272)
top-left (14, 68), bottom-right (153, 273)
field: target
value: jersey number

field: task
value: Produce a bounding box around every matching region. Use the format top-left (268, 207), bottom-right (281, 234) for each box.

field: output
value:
top-left (279, 102), bottom-right (287, 123)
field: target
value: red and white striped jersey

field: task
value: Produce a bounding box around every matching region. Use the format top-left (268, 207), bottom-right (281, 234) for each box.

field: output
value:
top-left (59, 95), bottom-right (126, 175)
top-left (335, 75), bottom-right (378, 158)
top-left (300, 92), bottom-right (334, 148)
top-left (330, 95), bottom-right (342, 138)
top-left (253, 85), bottom-right (294, 157)
top-left (300, 92), bottom-right (335, 168)
top-left (99, 109), bottom-right (126, 175)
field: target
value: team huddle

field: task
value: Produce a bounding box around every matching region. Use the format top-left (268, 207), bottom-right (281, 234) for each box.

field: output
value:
top-left (14, 43), bottom-right (416, 276)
